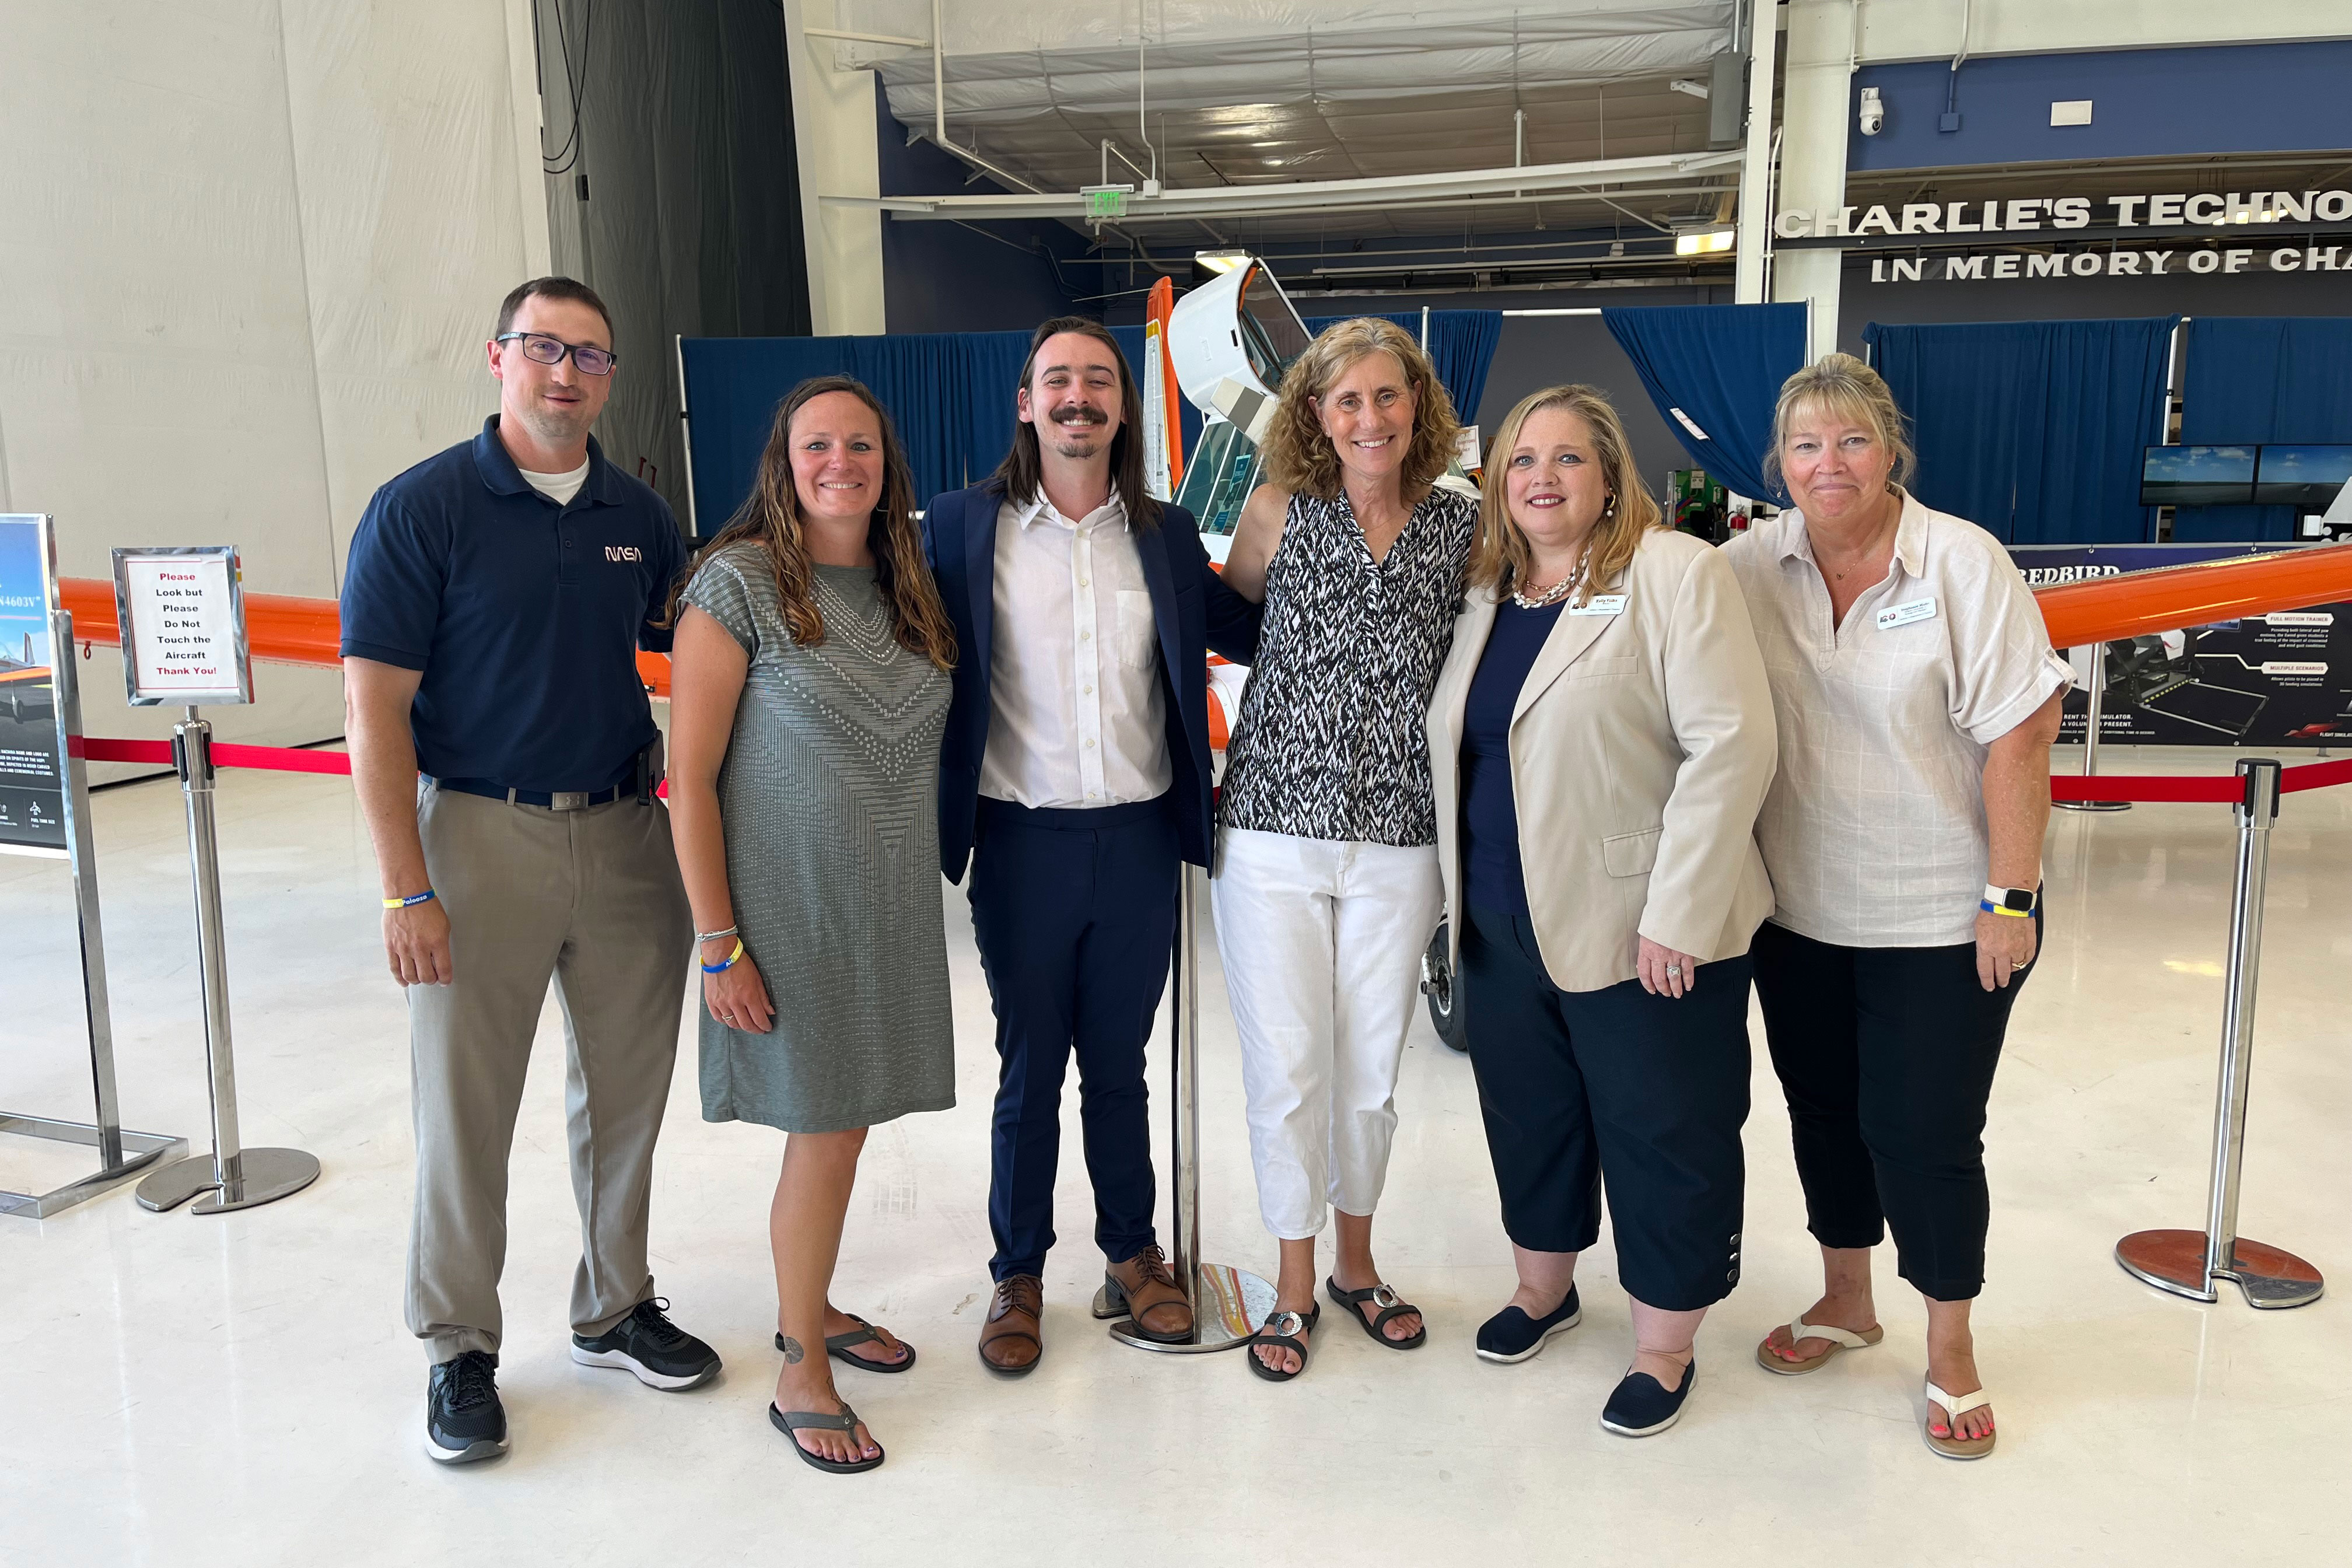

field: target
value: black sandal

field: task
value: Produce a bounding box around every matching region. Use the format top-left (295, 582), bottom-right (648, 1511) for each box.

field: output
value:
top-left (778, 1316), bottom-right (916, 1374)
top-left (769, 1402), bottom-right (884, 1474)
top-left (1244, 1304), bottom-right (1320, 1383)
top-left (1325, 1277), bottom-right (1427, 1350)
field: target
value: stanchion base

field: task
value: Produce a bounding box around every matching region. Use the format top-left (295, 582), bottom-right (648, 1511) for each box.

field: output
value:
top-left (2117, 1228), bottom-right (2324, 1309)
top-left (1096, 1264), bottom-right (1277, 1354)
top-left (2055, 800), bottom-right (2132, 813)
top-left (136, 1147), bottom-right (320, 1214)
top-left (1, 1114), bottom-right (187, 1219)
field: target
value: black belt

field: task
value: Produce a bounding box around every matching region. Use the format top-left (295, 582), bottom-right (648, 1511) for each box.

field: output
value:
top-left (432, 777), bottom-right (629, 811)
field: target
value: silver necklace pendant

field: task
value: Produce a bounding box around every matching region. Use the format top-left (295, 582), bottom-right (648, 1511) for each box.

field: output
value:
top-left (1511, 555), bottom-right (1586, 610)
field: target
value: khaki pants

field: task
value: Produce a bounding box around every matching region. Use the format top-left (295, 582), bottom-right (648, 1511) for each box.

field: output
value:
top-left (404, 782), bottom-right (692, 1363)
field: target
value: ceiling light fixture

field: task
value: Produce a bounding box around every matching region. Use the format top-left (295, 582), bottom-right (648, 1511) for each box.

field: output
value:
top-left (1673, 225), bottom-right (1736, 256)
top-left (1194, 249), bottom-right (1252, 274)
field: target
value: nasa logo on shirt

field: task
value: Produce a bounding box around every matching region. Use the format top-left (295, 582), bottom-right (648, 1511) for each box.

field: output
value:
top-left (604, 545), bottom-right (644, 563)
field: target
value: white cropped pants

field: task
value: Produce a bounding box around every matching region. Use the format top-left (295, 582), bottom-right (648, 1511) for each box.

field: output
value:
top-left (1210, 827), bottom-right (1446, 1240)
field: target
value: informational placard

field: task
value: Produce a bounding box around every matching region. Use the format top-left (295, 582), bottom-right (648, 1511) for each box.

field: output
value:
top-left (0, 514), bottom-right (68, 853)
top-left (111, 547), bottom-right (253, 707)
top-left (2013, 543), bottom-right (2352, 748)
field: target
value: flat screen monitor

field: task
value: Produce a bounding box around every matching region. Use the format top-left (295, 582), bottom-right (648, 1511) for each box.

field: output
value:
top-left (2140, 444), bottom-right (2256, 508)
top-left (2252, 444), bottom-right (2352, 507)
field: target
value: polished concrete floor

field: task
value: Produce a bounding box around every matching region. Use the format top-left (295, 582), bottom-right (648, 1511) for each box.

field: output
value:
top-left (4, 746), bottom-right (2348, 1565)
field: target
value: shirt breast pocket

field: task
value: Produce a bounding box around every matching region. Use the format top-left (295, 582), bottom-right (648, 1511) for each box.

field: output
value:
top-left (1115, 589), bottom-right (1158, 671)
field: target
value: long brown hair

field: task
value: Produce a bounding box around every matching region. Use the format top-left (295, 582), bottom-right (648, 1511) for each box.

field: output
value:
top-left (1472, 384), bottom-right (1663, 608)
top-left (664, 376), bottom-right (956, 668)
top-left (1258, 317), bottom-right (1460, 501)
top-left (984, 316), bottom-right (1161, 530)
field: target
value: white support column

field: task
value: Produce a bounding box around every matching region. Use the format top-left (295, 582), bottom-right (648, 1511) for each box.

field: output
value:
top-left (503, 0), bottom-right (554, 278)
top-left (1732, 0), bottom-right (1782, 303)
top-left (1774, 1), bottom-right (1857, 363)
top-left (782, 0), bottom-right (887, 335)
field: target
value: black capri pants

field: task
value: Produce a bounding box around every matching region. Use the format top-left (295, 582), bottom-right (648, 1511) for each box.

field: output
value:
top-left (1459, 903), bottom-right (1751, 1312)
top-left (1749, 914), bottom-right (2039, 1303)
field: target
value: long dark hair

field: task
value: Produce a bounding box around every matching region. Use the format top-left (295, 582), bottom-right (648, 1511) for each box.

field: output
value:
top-left (663, 376), bottom-right (956, 668)
top-left (984, 316), bottom-right (1162, 530)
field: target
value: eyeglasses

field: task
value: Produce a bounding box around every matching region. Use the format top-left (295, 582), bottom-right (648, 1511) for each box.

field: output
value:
top-left (496, 331), bottom-right (617, 376)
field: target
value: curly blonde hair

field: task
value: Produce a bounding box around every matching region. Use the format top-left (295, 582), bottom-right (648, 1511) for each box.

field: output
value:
top-left (1472, 385), bottom-right (1663, 607)
top-left (1258, 317), bottom-right (1460, 500)
top-left (1763, 351), bottom-right (1917, 492)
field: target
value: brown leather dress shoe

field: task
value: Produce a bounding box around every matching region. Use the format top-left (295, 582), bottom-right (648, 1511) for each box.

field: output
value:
top-left (1105, 1245), bottom-right (1193, 1344)
top-left (978, 1275), bottom-right (1044, 1376)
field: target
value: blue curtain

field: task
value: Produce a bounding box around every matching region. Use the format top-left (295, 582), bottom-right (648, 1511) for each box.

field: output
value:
top-left (1601, 304), bottom-right (1807, 505)
top-left (1863, 317), bottom-right (2178, 545)
top-left (1301, 311), bottom-right (1503, 427)
top-left (2179, 317), bottom-right (2352, 542)
top-left (681, 309), bottom-right (1508, 530)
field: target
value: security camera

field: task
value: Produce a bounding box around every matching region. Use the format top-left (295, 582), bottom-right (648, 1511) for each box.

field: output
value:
top-left (1858, 86), bottom-right (1885, 136)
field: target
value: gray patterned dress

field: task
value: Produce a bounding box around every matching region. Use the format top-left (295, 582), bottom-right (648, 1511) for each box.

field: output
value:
top-left (679, 545), bottom-right (954, 1133)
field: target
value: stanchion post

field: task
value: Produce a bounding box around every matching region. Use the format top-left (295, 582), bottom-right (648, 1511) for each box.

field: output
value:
top-left (2056, 642), bottom-right (2130, 813)
top-left (1102, 863), bottom-right (1273, 1352)
top-left (2115, 758), bottom-right (2322, 1308)
top-left (134, 709), bottom-right (319, 1214)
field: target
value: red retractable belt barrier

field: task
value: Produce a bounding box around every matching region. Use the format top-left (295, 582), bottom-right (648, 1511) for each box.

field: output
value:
top-left (74, 736), bottom-right (353, 775)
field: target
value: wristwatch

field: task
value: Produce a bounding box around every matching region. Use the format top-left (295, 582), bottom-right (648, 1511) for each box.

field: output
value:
top-left (1980, 883), bottom-right (2036, 917)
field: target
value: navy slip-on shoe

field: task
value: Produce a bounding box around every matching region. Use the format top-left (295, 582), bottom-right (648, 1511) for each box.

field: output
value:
top-left (1474, 1286), bottom-right (1583, 1364)
top-left (1601, 1357), bottom-right (1696, 1437)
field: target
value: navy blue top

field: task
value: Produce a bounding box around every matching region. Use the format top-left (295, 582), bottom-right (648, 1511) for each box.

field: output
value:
top-left (1459, 598), bottom-right (1566, 919)
top-left (340, 416), bottom-right (688, 792)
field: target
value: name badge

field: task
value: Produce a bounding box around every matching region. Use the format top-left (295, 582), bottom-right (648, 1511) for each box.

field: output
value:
top-left (1570, 594), bottom-right (1628, 617)
top-left (1875, 596), bottom-right (1937, 631)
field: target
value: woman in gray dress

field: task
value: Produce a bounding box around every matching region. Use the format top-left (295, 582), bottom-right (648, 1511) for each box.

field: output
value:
top-left (664, 376), bottom-right (957, 1474)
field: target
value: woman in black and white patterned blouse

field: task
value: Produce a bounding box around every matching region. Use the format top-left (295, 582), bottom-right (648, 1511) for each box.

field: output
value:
top-left (1214, 317), bottom-right (1478, 1382)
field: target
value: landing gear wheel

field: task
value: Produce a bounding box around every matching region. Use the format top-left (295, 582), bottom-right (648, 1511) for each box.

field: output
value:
top-left (1421, 922), bottom-right (1469, 1054)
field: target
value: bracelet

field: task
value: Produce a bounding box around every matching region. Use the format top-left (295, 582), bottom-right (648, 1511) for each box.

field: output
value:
top-left (695, 925), bottom-right (738, 944)
top-left (383, 890), bottom-right (437, 909)
top-left (701, 937), bottom-right (746, 975)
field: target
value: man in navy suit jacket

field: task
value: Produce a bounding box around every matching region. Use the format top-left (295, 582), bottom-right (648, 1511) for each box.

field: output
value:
top-left (923, 317), bottom-right (1261, 1374)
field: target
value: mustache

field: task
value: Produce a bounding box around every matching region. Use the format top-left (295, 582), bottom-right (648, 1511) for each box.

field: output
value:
top-left (1050, 405), bottom-right (1108, 426)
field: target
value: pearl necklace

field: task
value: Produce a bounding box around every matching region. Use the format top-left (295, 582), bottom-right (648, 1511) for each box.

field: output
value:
top-left (1511, 551), bottom-right (1588, 610)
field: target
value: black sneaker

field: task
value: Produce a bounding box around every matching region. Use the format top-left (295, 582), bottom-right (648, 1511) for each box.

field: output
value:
top-left (1475, 1285), bottom-right (1583, 1364)
top-left (425, 1350), bottom-right (509, 1464)
top-left (1601, 1356), bottom-right (1698, 1438)
top-left (570, 1297), bottom-right (722, 1391)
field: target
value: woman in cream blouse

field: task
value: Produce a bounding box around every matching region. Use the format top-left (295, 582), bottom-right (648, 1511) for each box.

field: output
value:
top-left (1426, 384), bottom-right (1777, 1438)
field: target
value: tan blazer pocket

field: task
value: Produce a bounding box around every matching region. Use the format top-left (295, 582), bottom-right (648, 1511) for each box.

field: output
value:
top-left (1568, 655), bottom-right (1642, 681)
top-left (1602, 826), bottom-right (1664, 877)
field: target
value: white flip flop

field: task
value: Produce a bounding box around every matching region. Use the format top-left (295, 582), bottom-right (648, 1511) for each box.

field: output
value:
top-left (1754, 1311), bottom-right (1884, 1376)
top-left (1922, 1377), bottom-right (1997, 1460)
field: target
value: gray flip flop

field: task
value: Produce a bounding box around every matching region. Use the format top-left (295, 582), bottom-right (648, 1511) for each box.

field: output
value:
top-left (776, 1317), bottom-right (917, 1374)
top-left (769, 1402), bottom-right (884, 1474)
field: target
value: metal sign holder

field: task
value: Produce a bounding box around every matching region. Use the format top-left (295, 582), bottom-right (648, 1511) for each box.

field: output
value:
top-left (1097, 866), bottom-right (1276, 1353)
top-left (106, 545), bottom-right (318, 1215)
top-left (2115, 758), bottom-right (2322, 1308)
top-left (2, 515), bottom-right (187, 1219)
top-left (2055, 642), bottom-right (2130, 813)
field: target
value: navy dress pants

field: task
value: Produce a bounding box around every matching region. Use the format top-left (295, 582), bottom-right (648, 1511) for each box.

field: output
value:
top-left (968, 796), bottom-right (1177, 1283)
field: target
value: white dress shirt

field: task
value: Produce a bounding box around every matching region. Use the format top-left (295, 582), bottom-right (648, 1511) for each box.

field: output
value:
top-left (1722, 489), bottom-right (2073, 948)
top-left (979, 491), bottom-right (1172, 808)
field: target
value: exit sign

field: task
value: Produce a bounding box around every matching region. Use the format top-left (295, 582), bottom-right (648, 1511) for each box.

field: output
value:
top-left (1082, 184), bottom-right (1132, 220)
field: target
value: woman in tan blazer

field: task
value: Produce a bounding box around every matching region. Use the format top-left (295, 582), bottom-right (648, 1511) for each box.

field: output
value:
top-left (1426, 384), bottom-right (1776, 1438)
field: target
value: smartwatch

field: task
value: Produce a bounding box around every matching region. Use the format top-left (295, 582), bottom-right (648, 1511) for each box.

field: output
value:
top-left (1980, 883), bottom-right (2036, 917)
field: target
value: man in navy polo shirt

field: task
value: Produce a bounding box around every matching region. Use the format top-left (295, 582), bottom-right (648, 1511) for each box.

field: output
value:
top-left (341, 276), bottom-right (718, 1465)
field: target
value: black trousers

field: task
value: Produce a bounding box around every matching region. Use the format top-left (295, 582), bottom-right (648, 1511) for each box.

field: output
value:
top-left (1749, 916), bottom-right (2039, 1302)
top-left (1459, 904), bottom-right (1751, 1312)
top-left (968, 795), bottom-right (1177, 1283)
